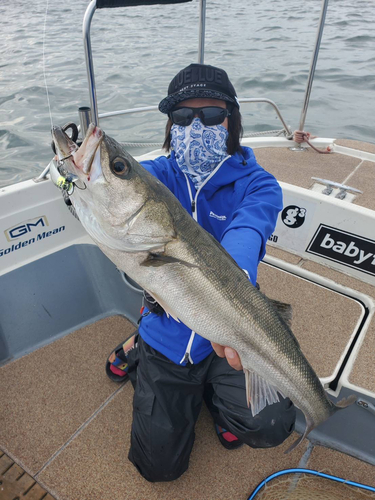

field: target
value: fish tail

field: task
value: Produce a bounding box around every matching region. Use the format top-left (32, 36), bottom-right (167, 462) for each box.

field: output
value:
top-left (284, 414), bottom-right (314, 454)
top-left (284, 394), bottom-right (357, 454)
top-left (284, 433), bottom-right (305, 455)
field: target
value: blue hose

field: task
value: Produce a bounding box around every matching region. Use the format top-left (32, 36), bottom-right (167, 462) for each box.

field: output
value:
top-left (248, 468), bottom-right (375, 499)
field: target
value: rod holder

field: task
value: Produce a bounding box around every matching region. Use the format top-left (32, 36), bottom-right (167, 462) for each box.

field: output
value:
top-left (79, 106), bottom-right (93, 138)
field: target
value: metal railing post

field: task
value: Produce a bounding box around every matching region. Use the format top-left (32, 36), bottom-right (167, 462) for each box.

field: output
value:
top-left (198, 0), bottom-right (206, 64)
top-left (298, 0), bottom-right (329, 132)
top-left (240, 98), bottom-right (292, 137)
top-left (83, 0), bottom-right (99, 126)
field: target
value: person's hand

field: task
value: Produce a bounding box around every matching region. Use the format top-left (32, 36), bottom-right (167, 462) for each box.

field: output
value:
top-left (211, 342), bottom-right (243, 371)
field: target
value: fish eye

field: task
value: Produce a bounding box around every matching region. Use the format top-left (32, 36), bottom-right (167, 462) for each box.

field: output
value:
top-left (111, 157), bottom-right (131, 178)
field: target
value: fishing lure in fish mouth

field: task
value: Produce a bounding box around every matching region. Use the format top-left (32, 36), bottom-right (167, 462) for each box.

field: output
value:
top-left (56, 172), bottom-right (78, 195)
top-left (48, 156), bottom-right (81, 221)
top-left (49, 157), bottom-right (85, 195)
top-left (48, 165), bottom-right (85, 232)
top-left (49, 122), bottom-right (87, 195)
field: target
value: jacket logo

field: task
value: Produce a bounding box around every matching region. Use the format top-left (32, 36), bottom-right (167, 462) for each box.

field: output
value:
top-left (306, 225), bottom-right (375, 277)
top-left (209, 211), bottom-right (227, 221)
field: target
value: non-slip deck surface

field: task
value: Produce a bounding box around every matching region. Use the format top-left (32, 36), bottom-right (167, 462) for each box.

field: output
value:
top-left (254, 144), bottom-right (360, 189)
top-left (2, 313), bottom-right (375, 499)
top-left (0, 315), bottom-right (136, 475)
top-left (36, 387), bottom-right (305, 500)
top-left (0, 316), bottom-right (308, 500)
top-left (301, 260), bottom-right (375, 393)
top-left (253, 139), bottom-right (374, 208)
top-left (308, 447), bottom-right (375, 491)
top-left (335, 139), bottom-right (375, 155)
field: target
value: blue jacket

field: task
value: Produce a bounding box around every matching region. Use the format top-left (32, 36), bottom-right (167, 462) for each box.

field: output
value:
top-left (138, 147), bottom-right (282, 365)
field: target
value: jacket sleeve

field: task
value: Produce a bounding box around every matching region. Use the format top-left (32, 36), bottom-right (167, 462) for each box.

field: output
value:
top-left (220, 171), bottom-right (282, 286)
top-left (140, 158), bottom-right (169, 185)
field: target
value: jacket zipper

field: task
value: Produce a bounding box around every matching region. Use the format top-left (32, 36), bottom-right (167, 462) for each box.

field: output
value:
top-left (183, 155), bottom-right (230, 222)
top-left (180, 331), bottom-right (196, 364)
top-left (181, 156), bottom-right (230, 365)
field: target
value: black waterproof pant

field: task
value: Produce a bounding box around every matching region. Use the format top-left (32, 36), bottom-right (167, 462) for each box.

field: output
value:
top-left (127, 335), bottom-right (296, 483)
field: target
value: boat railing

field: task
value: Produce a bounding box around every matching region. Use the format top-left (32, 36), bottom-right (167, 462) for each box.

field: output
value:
top-left (34, 98), bottom-right (290, 182)
top-left (83, 0), bottom-right (194, 126)
top-left (37, 0), bottom-right (331, 182)
top-left (83, 0), bottom-right (329, 136)
top-left (97, 98), bottom-right (292, 136)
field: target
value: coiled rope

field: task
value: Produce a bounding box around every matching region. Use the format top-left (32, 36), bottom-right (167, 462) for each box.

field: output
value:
top-left (293, 130), bottom-right (332, 154)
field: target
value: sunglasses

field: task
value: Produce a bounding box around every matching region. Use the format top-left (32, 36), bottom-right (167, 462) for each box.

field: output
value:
top-left (169, 106), bottom-right (231, 127)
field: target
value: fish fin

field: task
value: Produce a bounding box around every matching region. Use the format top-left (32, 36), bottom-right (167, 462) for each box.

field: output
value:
top-left (244, 368), bottom-right (251, 408)
top-left (284, 414), bottom-right (315, 454)
top-left (260, 293), bottom-right (299, 347)
top-left (285, 395), bottom-right (357, 455)
top-left (335, 394), bottom-right (357, 409)
top-left (141, 253), bottom-right (198, 268)
top-left (247, 371), bottom-right (283, 417)
top-left (268, 299), bottom-right (293, 327)
top-left (145, 290), bottom-right (181, 323)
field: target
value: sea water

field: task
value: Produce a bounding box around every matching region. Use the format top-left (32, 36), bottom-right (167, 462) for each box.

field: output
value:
top-left (0, 0), bottom-right (374, 187)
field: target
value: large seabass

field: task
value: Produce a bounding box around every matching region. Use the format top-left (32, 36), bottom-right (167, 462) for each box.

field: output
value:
top-left (52, 124), bottom-right (356, 452)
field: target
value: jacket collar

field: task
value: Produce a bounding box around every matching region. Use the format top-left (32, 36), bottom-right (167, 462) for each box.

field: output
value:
top-left (170, 146), bottom-right (259, 193)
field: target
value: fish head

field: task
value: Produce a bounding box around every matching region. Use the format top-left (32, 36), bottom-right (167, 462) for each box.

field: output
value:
top-left (53, 122), bottom-right (145, 216)
top-left (52, 123), bottom-right (175, 253)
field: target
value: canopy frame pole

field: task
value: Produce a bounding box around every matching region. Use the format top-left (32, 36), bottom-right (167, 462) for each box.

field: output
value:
top-left (83, 0), bottom-right (99, 126)
top-left (298, 0), bottom-right (329, 132)
top-left (198, 0), bottom-right (206, 63)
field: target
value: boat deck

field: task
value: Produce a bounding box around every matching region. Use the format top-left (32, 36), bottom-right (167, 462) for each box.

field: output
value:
top-left (1, 139), bottom-right (375, 499)
top-left (2, 318), bottom-right (375, 500)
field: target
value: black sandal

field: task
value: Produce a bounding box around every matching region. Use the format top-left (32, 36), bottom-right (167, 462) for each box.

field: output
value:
top-left (215, 424), bottom-right (244, 450)
top-left (105, 334), bottom-right (137, 383)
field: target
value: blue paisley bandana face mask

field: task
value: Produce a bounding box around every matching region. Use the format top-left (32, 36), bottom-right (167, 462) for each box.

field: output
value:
top-left (170, 118), bottom-right (229, 189)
